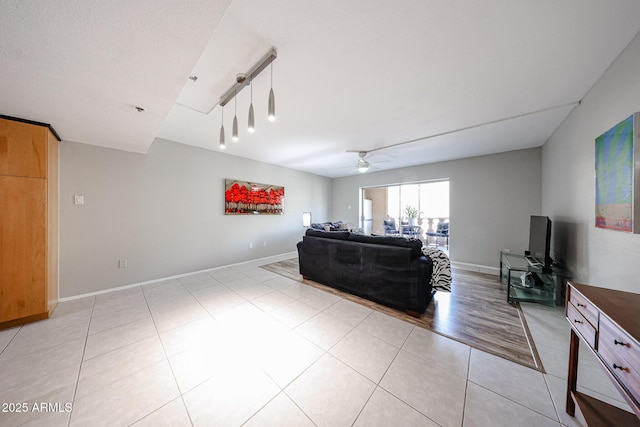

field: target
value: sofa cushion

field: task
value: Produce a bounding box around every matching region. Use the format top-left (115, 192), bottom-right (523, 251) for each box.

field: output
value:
top-left (310, 221), bottom-right (347, 231)
top-left (305, 228), bottom-right (351, 240)
top-left (347, 234), bottom-right (422, 257)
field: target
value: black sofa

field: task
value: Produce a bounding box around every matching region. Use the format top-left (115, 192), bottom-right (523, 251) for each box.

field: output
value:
top-left (297, 229), bottom-right (434, 316)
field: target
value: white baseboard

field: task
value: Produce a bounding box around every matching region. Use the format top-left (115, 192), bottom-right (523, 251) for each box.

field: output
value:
top-left (451, 261), bottom-right (499, 276)
top-left (58, 251), bottom-right (298, 302)
top-left (59, 252), bottom-right (496, 302)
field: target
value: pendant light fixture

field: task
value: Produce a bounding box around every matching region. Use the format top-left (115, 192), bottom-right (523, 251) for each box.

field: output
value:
top-left (215, 48), bottom-right (277, 142)
top-left (268, 62), bottom-right (275, 121)
top-left (248, 76), bottom-right (255, 133)
top-left (232, 89), bottom-right (239, 142)
top-left (219, 106), bottom-right (226, 149)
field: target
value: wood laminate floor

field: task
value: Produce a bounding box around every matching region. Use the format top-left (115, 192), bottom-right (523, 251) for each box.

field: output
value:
top-left (261, 258), bottom-right (540, 371)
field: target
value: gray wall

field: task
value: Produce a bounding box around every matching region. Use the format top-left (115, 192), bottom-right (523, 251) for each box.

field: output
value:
top-left (542, 31), bottom-right (640, 292)
top-left (59, 138), bottom-right (332, 298)
top-left (331, 148), bottom-right (542, 268)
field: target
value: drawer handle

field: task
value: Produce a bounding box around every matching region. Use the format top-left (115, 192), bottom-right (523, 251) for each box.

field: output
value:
top-left (613, 363), bottom-right (627, 371)
top-left (574, 319), bottom-right (583, 324)
top-left (614, 339), bottom-right (628, 346)
top-left (576, 303), bottom-right (586, 308)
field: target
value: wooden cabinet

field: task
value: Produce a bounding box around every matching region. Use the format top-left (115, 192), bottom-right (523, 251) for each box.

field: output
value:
top-left (0, 116), bottom-right (60, 329)
top-left (566, 282), bottom-right (640, 426)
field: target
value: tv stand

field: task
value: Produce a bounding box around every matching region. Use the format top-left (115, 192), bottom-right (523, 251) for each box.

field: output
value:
top-left (499, 251), bottom-right (570, 306)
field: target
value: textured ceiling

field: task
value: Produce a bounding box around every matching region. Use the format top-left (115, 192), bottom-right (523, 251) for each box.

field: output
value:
top-left (0, 0), bottom-right (230, 152)
top-left (2, 1), bottom-right (640, 177)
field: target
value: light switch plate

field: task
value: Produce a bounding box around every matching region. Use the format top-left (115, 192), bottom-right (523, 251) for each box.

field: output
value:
top-left (74, 195), bottom-right (84, 205)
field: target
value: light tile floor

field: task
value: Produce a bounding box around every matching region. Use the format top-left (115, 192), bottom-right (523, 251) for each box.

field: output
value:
top-left (0, 256), bottom-right (632, 426)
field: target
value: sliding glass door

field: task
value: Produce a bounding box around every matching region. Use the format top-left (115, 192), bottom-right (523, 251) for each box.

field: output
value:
top-left (361, 180), bottom-right (449, 248)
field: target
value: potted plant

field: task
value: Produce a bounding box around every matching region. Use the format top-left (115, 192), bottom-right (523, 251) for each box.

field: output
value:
top-left (404, 205), bottom-right (422, 226)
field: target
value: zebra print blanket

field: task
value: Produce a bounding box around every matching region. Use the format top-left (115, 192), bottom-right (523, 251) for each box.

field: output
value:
top-left (422, 247), bottom-right (452, 292)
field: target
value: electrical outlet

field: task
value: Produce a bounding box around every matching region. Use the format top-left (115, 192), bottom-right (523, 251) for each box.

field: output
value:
top-left (249, 242), bottom-right (253, 249)
top-left (118, 259), bottom-right (128, 268)
top-left (74, 195), bottom-right (85, 205)
top-left (263, 241), bottom-right (267, 247)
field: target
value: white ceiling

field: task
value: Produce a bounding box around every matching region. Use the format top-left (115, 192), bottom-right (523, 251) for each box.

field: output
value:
top-left (2, 1), bottom-right (640, 178)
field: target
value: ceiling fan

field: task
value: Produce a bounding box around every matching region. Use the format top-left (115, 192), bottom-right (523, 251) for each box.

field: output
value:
top-left (346, 150), bottom-right (389, 173)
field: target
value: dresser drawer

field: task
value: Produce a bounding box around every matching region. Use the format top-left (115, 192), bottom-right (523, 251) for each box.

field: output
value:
top-left (567, 303), bottom-right (596, 349)
top-left (599, 315), bottom-right (640, 405)
top-left (567, 285), bottom-right (599, 327)
top-left (600, 316), bottom-right (640, 368)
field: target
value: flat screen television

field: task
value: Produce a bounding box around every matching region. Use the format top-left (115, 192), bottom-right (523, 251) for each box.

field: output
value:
top-left (528, 215), bottom-right (552, 267)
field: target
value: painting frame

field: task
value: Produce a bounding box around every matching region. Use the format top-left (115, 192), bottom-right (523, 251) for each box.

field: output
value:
top-left (224, 179), bottom-right (284, 215)
top-left (595, 113), bottom-right (640, 233)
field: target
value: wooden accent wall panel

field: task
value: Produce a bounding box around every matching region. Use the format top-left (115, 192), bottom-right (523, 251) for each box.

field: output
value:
top-left (0, 176), bottom-right (47, 321)
top-left (0, 119), bottom-right (47, 178)
top-left (0, 116), bottom-right (58, 328)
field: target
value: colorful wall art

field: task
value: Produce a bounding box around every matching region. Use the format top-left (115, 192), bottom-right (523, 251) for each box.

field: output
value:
top-left (224, 179), bottom-right (284, 215)
top-left (595, 113), bottom-right (640, 233)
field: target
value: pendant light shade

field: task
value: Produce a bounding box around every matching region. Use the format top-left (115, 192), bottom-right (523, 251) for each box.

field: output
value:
top-left (232, 90), bottom-right (239, 142)
top-left (268, 62), bottom-right (275, 121)
top-left (232, 115), bottom-right (238, 142)
top-left (219, 107), bottom-right (226, 149)
top-left (248, 77), bottom-right (255, 133)
top-left (268, 87), bottom-right (275, 122)
top-left (248, 103), bottom-right (255, 133)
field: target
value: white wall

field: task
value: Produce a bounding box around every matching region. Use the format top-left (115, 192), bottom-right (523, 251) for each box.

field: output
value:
top-left (332, 148), bottom-right (542, 268)
top-left (542, 31), bottom-right (640, 292)
top-left (59, 138), bottom-right (332, 297)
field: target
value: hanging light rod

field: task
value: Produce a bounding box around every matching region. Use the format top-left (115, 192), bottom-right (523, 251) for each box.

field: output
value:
top-left (218, 48), bottom-right (277, 107)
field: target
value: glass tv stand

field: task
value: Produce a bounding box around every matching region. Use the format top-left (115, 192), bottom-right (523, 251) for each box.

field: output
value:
top-left (499, 251), bottom-right (570, 306)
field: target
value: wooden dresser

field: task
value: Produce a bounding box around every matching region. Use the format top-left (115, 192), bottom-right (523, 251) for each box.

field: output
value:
top-left (566, 282), bottom-right (640, 426)
top-left (0, 115), bottom-right (60, 329)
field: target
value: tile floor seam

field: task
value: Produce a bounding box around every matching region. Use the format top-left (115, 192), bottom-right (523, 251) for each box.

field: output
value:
top-left (237, 392), bottom-right (284, 427)
top-left (284, 352), bottom-right (379, 427)
top-left (374, 382), bottom-right (442, 426)
top-left (179, 394), bottom-right (197, 427)
top-left (68, 295), bottom-right (97, 427)
top-left (0, 325), bottom-right (22, 357)
top-left (127, 396), bottom-right (195, 427)
top-left (266, 330), bottom-right (327, 390)
top-left (87, 305), bottom-right (152, 337)
top-left (542, 372), bottom-right (565, 427)
top-left (459, 346), bottom-right (473, 427)
top-left (334, 328), bottom-right (402, 386)
top-left (137, 282), bottom-right (193, 414)
top-left (324, 303), bottom-right (374, 330)
top-left (280, 389), bottom-right (320, 427)
top-left (177, 279), bottom-right (228, 325)
top-left (542, 368), bottom-right (627, 405)
top-left (141, 283), bottom-right (182, 392)
top-left (349, 385), bottom-right (381, 426)
top-left (376, 349), bottom-right (416, 393)
top-left (355, 311), bottom-right (416, 349)
top-left (467, 380), bottom-right (561, 423)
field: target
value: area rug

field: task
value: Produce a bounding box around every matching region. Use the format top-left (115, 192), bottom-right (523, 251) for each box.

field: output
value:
top-left (261, 258), bottom-right (541, 371)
